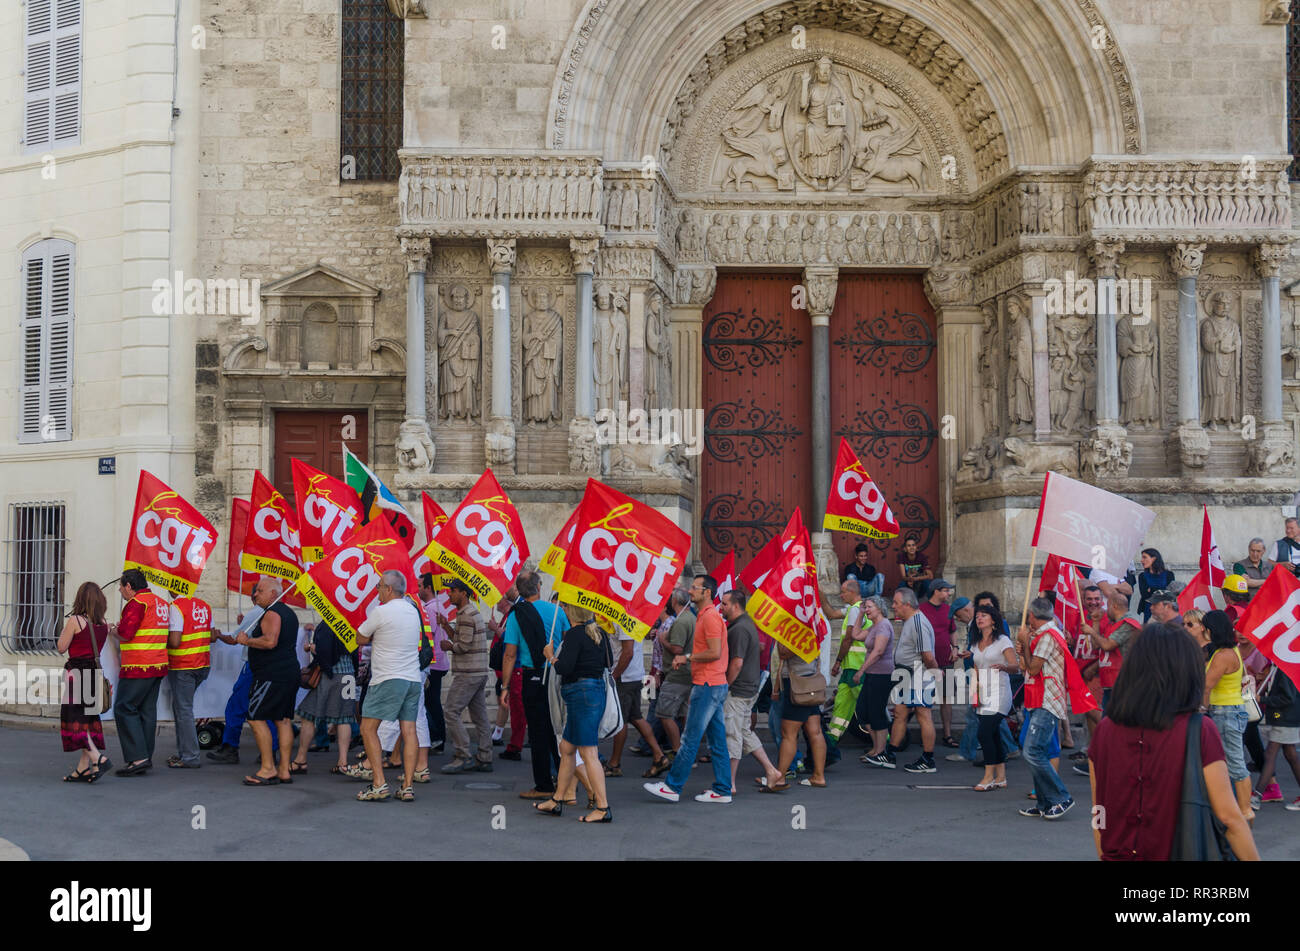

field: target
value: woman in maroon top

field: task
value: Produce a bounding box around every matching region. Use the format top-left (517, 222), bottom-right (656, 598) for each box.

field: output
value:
top-left (56, 582), bottom-right (113, 782)
top-left (1088, 622), bottom-right (1258, 860)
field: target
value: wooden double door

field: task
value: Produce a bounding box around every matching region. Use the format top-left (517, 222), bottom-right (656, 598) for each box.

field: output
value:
top-left (700, 272), bottom-right (940, 578)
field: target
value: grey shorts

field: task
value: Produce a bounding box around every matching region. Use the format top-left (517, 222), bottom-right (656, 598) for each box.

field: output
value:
top-left (656, 681), bottom-right (691, 719)
top-left (362, 678), bottom-right (422, 722)
top-left (724, 693), bottom-right (761, 759)
top-left (1260, 724), bottom-right (1300, 746)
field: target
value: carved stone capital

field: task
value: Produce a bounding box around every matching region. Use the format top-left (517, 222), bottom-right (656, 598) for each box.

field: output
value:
top-left (1175, 422), bottom-right (1210, 471)
top-left (923, 267), bottom-right (974, 307)
top-left (393, 418), bottom-right (436, 484)
top-left (385, 0), bottom-right (427, 17)
top-left (810, 532), bottom-right (843, 605)
top-left (1088, 239), bottom-right (1126, 277)
top-left (401, 236), bottom-right (431, 274)
top-left (567, 416), bottom-right (601, 475)
top-left (485, 416), bottom-right (516, 471)
top-left (1262, 0), bottom-right (1292, 25)
top-left (803, 266), bottom-right (839, 324)
top-left (1168, 243), bottom-right (1207, 279)
top-left (487, 239), bottom-right (516, 275)
top-left (1248, 420), bottom-right (1296, 475)
top-left (673, 265), bottom-right (717, 306)
top-left (1081, 423), bottom-right (1132, 479)
top-left (1253, 243), bottom-right (1291, 279)
top-left (569, 238), bottom-right (599, 276)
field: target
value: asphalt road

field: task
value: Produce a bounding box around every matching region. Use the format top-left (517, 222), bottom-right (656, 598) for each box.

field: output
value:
top-left (4, 723), bottom-right (1298, 861)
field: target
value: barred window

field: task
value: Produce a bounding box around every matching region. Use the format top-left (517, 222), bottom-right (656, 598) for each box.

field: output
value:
top-left (340, 0), bottom-right (404, 182)
top-left (1, 503), bottom-right (67, 655)
top-left (1290, 0), bottom-right (1300, 179)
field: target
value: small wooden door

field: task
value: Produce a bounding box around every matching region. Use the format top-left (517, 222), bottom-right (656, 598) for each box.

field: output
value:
top-left (273, 410), bottom-right (369, 505)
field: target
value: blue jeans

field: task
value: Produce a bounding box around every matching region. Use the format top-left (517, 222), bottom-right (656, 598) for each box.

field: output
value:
top-left (1209, 704), bottom-right (1249, 783)
top-left (222, 662), bottom-right (278, 751)
top-left (664, 683), bottom-right (731, 796)
top-left (1023, 707), bottom-right (1070, 808)
top-left (960, 705), bottom-right (1015, 760)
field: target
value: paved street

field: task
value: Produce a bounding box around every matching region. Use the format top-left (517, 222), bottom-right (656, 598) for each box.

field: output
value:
top-left (5, 721), bottom-right (1298, 861)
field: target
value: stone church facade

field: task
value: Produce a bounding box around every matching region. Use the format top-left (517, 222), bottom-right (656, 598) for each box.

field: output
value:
top-left (194, 0), bottom-right (1300, 611)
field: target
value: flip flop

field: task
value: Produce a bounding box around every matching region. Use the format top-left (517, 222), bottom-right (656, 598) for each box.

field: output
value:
top-left (757, 782), bottom-right (787, 794)
top-left (289, 761), bottom-right (308, 774)
top-left (799, 778), bottom-right (828, 788)
top-left (242, 774), bottom-right (280, 786)
top-left (278, 776), bottom-right (293, 784)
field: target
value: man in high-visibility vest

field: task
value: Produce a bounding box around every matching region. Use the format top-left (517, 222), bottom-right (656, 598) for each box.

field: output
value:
top-left (113, 569), bottom-right (171, 776)
top-left (827, 580), bottom-right (871, 749)
top-left (166, 594), bottom-right (216, 768)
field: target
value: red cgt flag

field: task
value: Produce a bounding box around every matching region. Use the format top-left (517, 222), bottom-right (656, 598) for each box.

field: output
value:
top-left (560, 479), bottom-right (690, 640)
top-left (822, 438), bottom-right (900, 539)
top-left (739, 509), bottom-right (807, 594)
top-left (292, 458), bottom-right (364, 565)
top-left (411, 492), bottom-right (454, 586)
top-left (241, 472), bottom-right (304, 584)
top-left (1200, 506), bottom-right (1227, 589)
top-left (297, 517), bottom-right (418, 652)
top-left (711, 551), bottom-right (736, 607)
top-left (123, 470), bottom-right (218, 597)
top-left (748, 535), bottom-right (823, 662)
top-left (1236, 566), bottom-right (1300, 690)
top-left (227, 498), bottom-right (256, 597)
top-left (424, 470), bottom-right (529, 604)
top-left (1038, 554), bottom-right (1084, 638)
top-left (1177, 568), bottom-right (1221, 615)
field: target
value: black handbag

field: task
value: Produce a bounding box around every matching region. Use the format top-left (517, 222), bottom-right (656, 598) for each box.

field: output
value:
top-left (1168, 713), bottom-right (1237, 862)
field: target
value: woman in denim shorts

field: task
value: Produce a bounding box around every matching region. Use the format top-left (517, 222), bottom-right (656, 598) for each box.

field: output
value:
top-left (1202, 610), bottom-right (1252, 821)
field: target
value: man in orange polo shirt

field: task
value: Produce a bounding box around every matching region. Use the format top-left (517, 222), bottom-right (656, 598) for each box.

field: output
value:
top-left (645, 574), bottom-right (733, 803)
top-left (112, 569), bottom-right (172, 776)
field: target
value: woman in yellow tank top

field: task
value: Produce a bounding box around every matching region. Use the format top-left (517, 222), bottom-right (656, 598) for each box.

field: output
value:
top-left (1202, 610), bottom-right (1252, 821)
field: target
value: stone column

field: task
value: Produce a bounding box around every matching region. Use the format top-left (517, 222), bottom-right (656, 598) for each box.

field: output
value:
top-left (396, 236), bottom-right (436, 477)
top-left (1029, 289), bottom-right (1051, 441)
top-left (672, 264), bottom-right (716, 565)
top-left (486, 238), bottom-right (517, 472)
top-left (1169, 243), bottom-right (1209, 470)
top-left (1082, 240), bottom-right (1132, 477)
top-left (568, 238), bottom-right (600, 474)
top-left (1250, 243), bottom-right (1296, 475)
top-left (804, 266), bottom-right (841, 600)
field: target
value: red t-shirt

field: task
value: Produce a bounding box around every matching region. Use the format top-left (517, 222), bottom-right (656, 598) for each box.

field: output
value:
top-left (918, 601), bottom-right (955, 666)
top-left (1088, 713), bottom-right (1226, 861)
top-left (691, 602), bottom-right (729, 687)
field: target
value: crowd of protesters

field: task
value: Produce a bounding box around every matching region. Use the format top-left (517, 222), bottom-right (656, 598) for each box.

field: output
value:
top-left (52, 516), bottom-right (1300, 859)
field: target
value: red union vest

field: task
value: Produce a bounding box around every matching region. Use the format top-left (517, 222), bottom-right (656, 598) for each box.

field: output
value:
top-left (1097, 615), bottom-right (1138, 689)
top-left (168, 596), bottom-right (213, 671)
top-left (121, 591), bottom-right (171, 676)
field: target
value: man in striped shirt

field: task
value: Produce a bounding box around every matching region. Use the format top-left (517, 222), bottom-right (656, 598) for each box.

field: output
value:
top-left (438, 579), bottom-right (493, 774)
top-left (1017, 597), bottom-right (1074, 820)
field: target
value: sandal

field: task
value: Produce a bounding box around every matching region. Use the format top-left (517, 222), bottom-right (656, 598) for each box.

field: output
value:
top-left (340, 763), bottom-right (373, 781)
top-left (330, 765), bottom-right (347, 774)
top-left (413, 767), bottom-right (430, 783)
top-left (757, 781), bottom-right (788, 794)
top-left (973, 780), bottom-right (1007, 791)
top-left (942, 736), bottom-right (959, 748)
top-left (642, 757), bottom-right (672, 778)
top-left (799, 778), bottom-right (828, 788)
top-left (396, 785), bottom-right (415, 802)
top-left (242, 774), bottom-right (280, 786)
top-left (289, 761), bottom-right (308, 774)
top-left (63, 766), bottom-right (95, 782)
top-left (535, 797), bottom-right (564, 817)
top-left (604, 764), bottom-right (623, 777)
top-left (578, 806), bottom-right (613, 823)
top-left (357, 783), bottom-right (391, 802)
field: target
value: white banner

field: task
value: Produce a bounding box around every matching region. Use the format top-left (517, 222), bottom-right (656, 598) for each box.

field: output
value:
top-left (1031, 471), bottom-right (1156, 578)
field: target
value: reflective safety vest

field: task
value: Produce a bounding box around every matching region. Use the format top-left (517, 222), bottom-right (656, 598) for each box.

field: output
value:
top-left (840, 602), bottom-right (872, 669)
top-left (406, 594), bottom-right (435, 665)
top-left (168, 596), bottom-right (213, 671)
top-left (121, 591), bottom-right (171, 676)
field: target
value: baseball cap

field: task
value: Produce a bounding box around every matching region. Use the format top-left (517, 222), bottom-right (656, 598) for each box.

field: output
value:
top-left (445, 578), bottom-right (474, 597)
top-left (929, 579), bottom-right (954, 592)
top-left (1148, 589), bottom-right (1178, 605)
top-left (950, 596), bottom-right (971, 615)
top-left (1222, 574), bottom-right (1248, 595)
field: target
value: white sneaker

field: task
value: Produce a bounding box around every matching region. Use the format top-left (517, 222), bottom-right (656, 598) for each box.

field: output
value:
top-left (694, 790), bottom-right (732, 803)
top-left (1286, 797), bottom-right (1300, 812)
top-left (643, 781), bottom-right (680, 802)
top-left (945, 753), bottom-right (968, 763)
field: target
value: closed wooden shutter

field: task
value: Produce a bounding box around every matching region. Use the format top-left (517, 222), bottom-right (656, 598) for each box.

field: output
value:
top-left (19, 240), bottom-right (75, 443)
top-left (24, 0), bottom-right (81, 152)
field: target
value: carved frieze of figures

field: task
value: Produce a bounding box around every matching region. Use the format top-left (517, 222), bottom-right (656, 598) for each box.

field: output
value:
top-left (1005, 295), bottom-right (1034, 432)
top-left (1049, 318), bottom-right (1091, 434)
top-left (593, 281), bottom-right (629, 410)
top-left (521, 286), bottom-right (564, 424)
top-left (437, 283), bottom-right (482, 422)
top-left (1116, 314), bottom-right (1159, 427)
top-left (1085, 160), bottom-right (1292, 233)
top-left (1200, 290), bottom-right (1242, 428)
top-left (398, 154), bottom-right (603, 236)
top-left (712, 57), bottom-right (932, 193)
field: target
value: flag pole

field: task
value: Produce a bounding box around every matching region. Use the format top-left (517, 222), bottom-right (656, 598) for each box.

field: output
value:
top-left (1019, 547), bottom-right (1039, 634)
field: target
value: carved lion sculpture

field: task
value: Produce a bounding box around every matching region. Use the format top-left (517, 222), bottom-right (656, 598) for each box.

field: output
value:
top-left (1000, 436), bottom-right (1078, 478)
top-left (395, 420), bottom-right (435, 475)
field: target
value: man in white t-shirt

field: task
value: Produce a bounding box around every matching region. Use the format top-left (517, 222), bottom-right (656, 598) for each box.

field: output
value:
top-left (605, 623), bottom-right (669, 776)
top-left (352, 570), bottom-right (423, 802)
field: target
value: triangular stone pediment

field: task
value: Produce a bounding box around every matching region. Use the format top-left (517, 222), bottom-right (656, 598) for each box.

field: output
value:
top-left (261, 262), bottom-right (380, 298)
